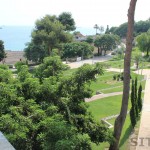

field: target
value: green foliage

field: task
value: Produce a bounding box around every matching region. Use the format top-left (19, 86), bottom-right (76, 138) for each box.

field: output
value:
top-left (24, 42), bottom-right (46, 63)
top-left (130, 107), bottom-right (136, 128)
top-left (130, 80), bottom-right (137, 128)
top-left (105, 25), bottom-right (110, 34)
top-left (109, 19), bottom-right (150, 38)
top-left (0, 64), bottom-right (9, 70)
top-left (0, 68), bottom-right (12, 83)
top-left (136, 30), bottom-right (150, 56)
top-left (17, 65), bottom-right (32, 82)
top-left (130, 78), bottom-right (141, 129)
top-left (132, 49), bottom-right (142, 69)
top-left (0, 56), bottom-right (110, 149)
top-left (134, 20), bottom-right (150, 35)
top-left (109, 23), bottom-right (128, 38)
top-left (58, 12), bottom-right (76, 31)
top-left (134, 78), bottom-right (139, 118)
top-left (32, 15), bottom-right (72, 54)
top-left (62, 42), bottom-right (94, 59)
top-left (24, 14), bottom-right (73, 62)
top-left (0, 40), bottom-right (6, 62)
top-left (94, 34), bottom-right (120, 55)
top-left (15, 61), bottom-right (27, 72)
top-left (113, 73), bottom-right (124, 81)
top-left (137, 84), bottom-right (142, 113)
top-left (86, 36), bottom-right (94, 44)
top-left (35, 56), bottom-right (69, 81)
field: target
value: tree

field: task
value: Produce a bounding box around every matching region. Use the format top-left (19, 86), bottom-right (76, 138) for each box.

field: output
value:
top-left (0, 61), bottom-right (111, 149)
top-left (108, 19), bottom-right (150, 38)
top-left (134, 19), bottom-right (150, 35)
top-left (85, 36), bottom-right (94, 44)
top-left (35, 56), bottom-right (68, 81)
top-left (0, 40), bottom-right (6, 62)
top-left (105, 25), bottom-right (110, 34)
top-left (94, 24), bottom-right (99, 35)
top-left (94, 34), bottom-right (120, 56)
top-left (137, 84), bottom-right (142, 113)
top-left (130, 80), bottom-right (137, 128)
top-left (109, 0), bottom-right (137, 149)
top-left (58, 12), bottom-right (76, 31)
top-left (31, 15), bottom-right (72, 55)
top-left (99, 26), bottom-right (104, 34)
top-left (62, 42), bottom-right (94, 59)
top-left (113, 22), bottom-right (128, 38)
top-left (133, 51), bottom-right (142, 69)
top-left (134, 77), bottom-right (139, 118)
top-left (136, 31), bottom-right (150, 56)
top-left (24, 42), bottom-right (46, 63)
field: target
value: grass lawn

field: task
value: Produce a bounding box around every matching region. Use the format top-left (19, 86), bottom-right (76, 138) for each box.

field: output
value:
top-left (88, 95), bottom-right (132, 150)
top-left (63, 67), bottom-right (145, 95)
top-left (90, 71), bottom-right (145, 95)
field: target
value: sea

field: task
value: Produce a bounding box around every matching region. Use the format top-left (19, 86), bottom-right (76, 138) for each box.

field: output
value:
top-left (0, 26), bottom-right (96, 51)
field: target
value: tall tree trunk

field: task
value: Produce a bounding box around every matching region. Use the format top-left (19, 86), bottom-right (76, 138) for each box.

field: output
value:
top-left (98, 47), bottom-right (100, 55)
top-left (146, 48), bottom-right (149, 56)
top-left (109, 0), bottom-right (137, 150)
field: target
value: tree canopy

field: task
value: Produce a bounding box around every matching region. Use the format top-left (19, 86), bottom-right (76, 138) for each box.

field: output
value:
top-left (0, 57), bottom-right (112, 150)
top-left (109, 19), bottom-right (150, 38)
top-left (136, 30), bottom-right (150, 56)
top-left (94, 34), bottom-right (120, 55)
top-left (62, 42), bottom-right (94, 59)
top-left (0, 40), bottom-right (6, 62)
top-left (24, 14), bottom-right (73, 62)
top-left (58, 12), bottom-right (76, 31)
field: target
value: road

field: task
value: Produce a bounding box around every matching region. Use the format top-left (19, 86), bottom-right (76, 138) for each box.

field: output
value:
top-left (65, 54), bottom-right (112, 69)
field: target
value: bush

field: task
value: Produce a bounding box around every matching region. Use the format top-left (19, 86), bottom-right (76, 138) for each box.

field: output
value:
top-left (0, 64), bottom-right (9, 70)
top-left (62, 42), bottom-right (94, 59)
top-left (15, 61), bottom-right (27, 72)
top-left (113, 74), bottom-right (117, 80)
top-left (147, 56), bottom-right (150, 62)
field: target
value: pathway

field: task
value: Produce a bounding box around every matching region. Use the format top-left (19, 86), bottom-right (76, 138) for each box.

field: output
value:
top-left (136, 71), bottom-right (150, 150)
top-left (66, 54), bottom-right (112, 69)
top-left (85, 91), bottom-right (123, 102)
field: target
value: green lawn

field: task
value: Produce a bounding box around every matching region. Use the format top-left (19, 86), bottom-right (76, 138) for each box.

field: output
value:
top-left (88, 95), bottom-right (132, 150)
top-left (88, 95), bottom-right (130, 121)
top-left (90, 71), bottom-right (145, 95)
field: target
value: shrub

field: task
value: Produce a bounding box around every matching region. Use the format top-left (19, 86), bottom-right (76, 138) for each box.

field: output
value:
top-left (113, 74), bottom-right (117, 80)
top-left (15, 61), bottom-right (27, 72)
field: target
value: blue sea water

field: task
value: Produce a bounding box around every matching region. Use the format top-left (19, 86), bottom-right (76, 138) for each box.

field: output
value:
top-left (0, 26), bottom-right (33, 51)
top-left (0, 26), bottom-right (95, 51)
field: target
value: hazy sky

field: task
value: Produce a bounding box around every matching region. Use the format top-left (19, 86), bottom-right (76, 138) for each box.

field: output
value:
top-left (0, 0), bottom-right (149, 28)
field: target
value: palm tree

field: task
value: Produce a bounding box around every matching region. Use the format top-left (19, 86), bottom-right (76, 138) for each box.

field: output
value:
top-left (99, 26), bottom-right (104, 34)
top-left (94, 24), bottom-right (99, 35)
top-left (109, 0), bottom-right (138, 149)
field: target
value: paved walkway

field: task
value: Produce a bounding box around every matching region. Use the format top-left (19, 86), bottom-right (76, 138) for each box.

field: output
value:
top-left (85, 91), bottom-right (123, 102)
top-left (0, 132), bottom-right (15, 150)
top-left (136, 73), bottom-right (150, 150)
top-left (66, 55), bottom-right (112, 69)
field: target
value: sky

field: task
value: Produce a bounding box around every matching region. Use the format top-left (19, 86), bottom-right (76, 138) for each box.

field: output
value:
top-left (0, 0), bottom-right (149, 28)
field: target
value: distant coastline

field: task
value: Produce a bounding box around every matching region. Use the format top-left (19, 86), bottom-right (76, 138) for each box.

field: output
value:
top-left (0, 26), bottom-right (33, 51)
top-left (0, 26), bottom-right (96, 51)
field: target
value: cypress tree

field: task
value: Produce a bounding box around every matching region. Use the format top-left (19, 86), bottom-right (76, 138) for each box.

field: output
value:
top-left (131, 80), bottom-right (135, 106)
top-left (130, 80), bottom-right (137, 128)
top-left (138, 84), bottom-right (142, 113)
top-left (130, 107), bottom-right (136, 128)
top-left (134, 77), bottom-right (139, 118)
